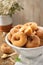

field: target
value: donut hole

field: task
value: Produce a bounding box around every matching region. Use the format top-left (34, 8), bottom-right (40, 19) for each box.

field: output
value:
top-left (28, 36), bottom-right (33, 42)
top-left (14, 36), bottom-right (20, 41)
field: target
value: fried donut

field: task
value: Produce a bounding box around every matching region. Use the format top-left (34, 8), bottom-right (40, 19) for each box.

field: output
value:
top-left (14, 24), bottom-right (23, 29)
top-left (26, 35), bottom-right (40, 48)
top-left (24, 22), bottom-right (38, 31)
top-left (24, 26), bottom-right (32, 36)
top-left (10, 28), bottom-right (18, 35)
top-left (29, 22), bottom-right (38, 31)
top-left (19, 25), bottom-right (27, 32)
top-left (36, 27), bottom-right (43, 38)
top-left (10, 25), bottom-right (22, 35)
top-left (1, 43), bottom-right (13, 54)
top-left (11, 32), bottom-right (27, 47)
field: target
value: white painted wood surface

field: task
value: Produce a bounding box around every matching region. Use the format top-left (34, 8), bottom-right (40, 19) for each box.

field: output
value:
top-left (12, 0), bottom-right (43, 26)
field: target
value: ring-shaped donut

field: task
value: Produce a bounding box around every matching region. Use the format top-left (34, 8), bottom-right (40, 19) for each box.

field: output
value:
top-left (10, 25), bottom-right (23, 35)
top-left (25, 35), bottom-right (40, 48)
top-left (11, 32), bottom-right (27, 47)
top-left (24, 22), bottom-right (38, 31)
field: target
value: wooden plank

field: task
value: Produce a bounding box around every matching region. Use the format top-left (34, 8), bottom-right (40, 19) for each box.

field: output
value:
top-left (39, 0), bottom-right (43, 26)
top-left (13, 0), bottom-right (34, 24)
top-left (33, 0), bottom-right (40, 25)
top-left (13, 0), bottom-right (43, 26)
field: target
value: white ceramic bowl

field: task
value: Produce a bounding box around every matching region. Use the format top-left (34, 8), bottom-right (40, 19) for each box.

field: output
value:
top-left (5, 27), bottom-right (43, 58)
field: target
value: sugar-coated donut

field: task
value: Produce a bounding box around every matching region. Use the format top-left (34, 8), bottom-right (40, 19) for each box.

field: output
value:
top-left (1, 43), bottom-right (13, 54)
top-left (11, 32), bottom-right (27, 47)
top-left (19, 25), bottom-right (27, 32)
top-left (14, 24), bottom-right (23, 29)
top-left (24, 26), bottom-right (32, 36)
top-left (29, 22), bottom-right (38, 31)
top-left (10, 28), bottom-right (18, 35)
top-left (10, 25), bottom-right (22, 35)
top-left (24, 22), bottom-right (38, 31)
top-left (26, 35), bottom-right (40, 48)
top-left (36, 27), bottom-right (43, 38)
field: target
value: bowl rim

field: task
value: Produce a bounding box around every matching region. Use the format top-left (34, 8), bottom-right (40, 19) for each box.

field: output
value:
top-left (5, 32), bottom-right (43, 50)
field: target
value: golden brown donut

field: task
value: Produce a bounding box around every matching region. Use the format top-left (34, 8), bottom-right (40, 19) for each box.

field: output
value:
top-left (19, 25), bottom-right (27, 32)
top-left (24, 22), bottom-right (38, 31)
top-left (10, 28), bottom-right (18, 35)
top-left (29, 22), bottom-right (38, 31)
top-left (8, 25), bottom-right (23, 41)
top-left (14, 24), bottom-right (23, 29)
top-left (11, 32), bottom-right (27, 47)
top-left (10, 25), bottom-right (23, 35)
top-left (25, 35), bottom-right (40, 48)
top-left (24, 26), bottom-right (32, 36)
top-left (1, 43), bottom-right (13, 54)
top-left (36, 27), bottom-right (43, 39)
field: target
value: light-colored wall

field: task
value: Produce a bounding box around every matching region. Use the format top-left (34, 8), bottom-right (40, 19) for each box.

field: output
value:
top-left (12, 0), bottom-right (43, 26)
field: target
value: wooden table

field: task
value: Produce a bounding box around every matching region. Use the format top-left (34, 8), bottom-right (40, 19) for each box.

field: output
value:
top-left (0, 32), bottom-right (17, 65)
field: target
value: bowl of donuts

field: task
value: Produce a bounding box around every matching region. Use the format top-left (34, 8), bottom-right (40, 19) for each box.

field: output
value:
top-left (5, 22), bottom-right (43, 58)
